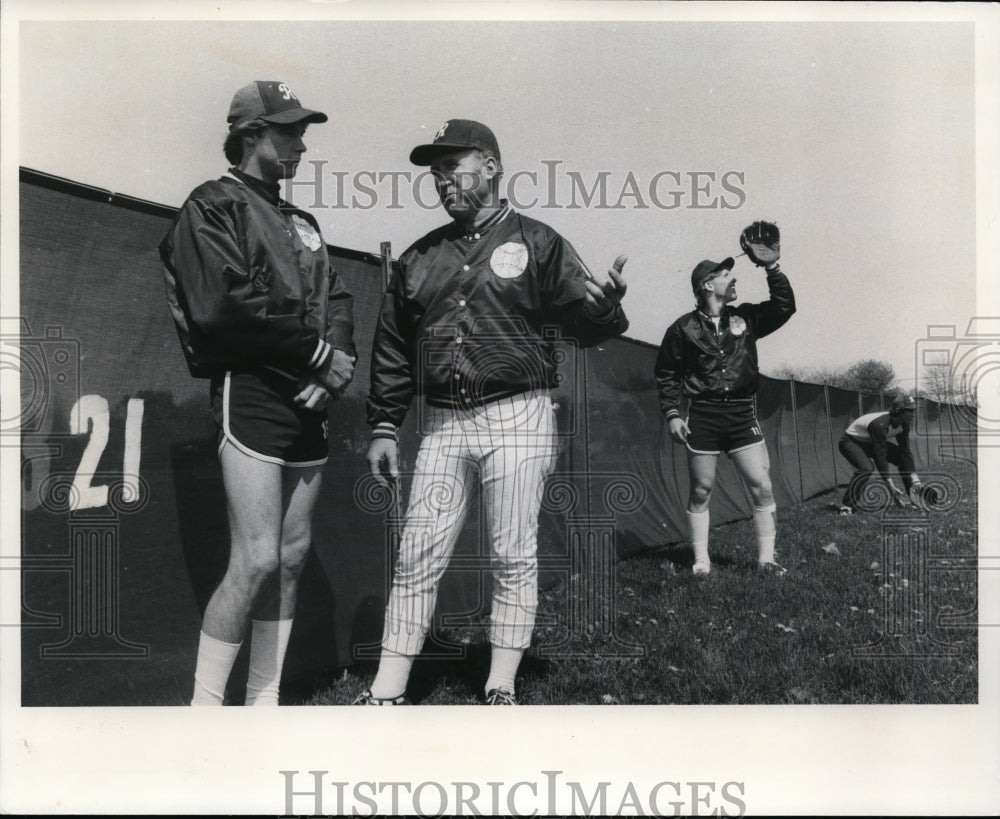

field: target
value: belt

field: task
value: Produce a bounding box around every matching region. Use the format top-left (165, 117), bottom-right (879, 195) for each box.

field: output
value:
top-left (691, 396), bottom-right (754, 405)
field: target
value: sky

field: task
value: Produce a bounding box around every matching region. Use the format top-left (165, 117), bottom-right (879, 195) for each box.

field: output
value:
top-left (2, 1), bottom-right (999, 816)
top-left (10, 7), bottom-right (983, 390)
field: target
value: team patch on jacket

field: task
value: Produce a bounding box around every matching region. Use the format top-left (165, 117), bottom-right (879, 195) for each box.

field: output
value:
top-left (730, 316), bottom-right (747, 337)
top-left (490, 242), bottom-right (529, 279)
top-left (292, 214), bottom-right (322, 251)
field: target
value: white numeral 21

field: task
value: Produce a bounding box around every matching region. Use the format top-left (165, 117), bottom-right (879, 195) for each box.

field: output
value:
top-left (68, 395), bottom-right (144, 510)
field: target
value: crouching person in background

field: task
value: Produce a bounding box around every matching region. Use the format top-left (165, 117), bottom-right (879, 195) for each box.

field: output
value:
top-left (838, 393), bottom-right (923, 514)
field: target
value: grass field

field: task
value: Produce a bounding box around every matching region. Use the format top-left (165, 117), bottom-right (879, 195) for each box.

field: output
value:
top-left (302, 458), bottom-right (978, 706)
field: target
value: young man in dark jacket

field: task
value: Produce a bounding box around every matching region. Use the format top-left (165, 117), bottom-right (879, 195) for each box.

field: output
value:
top-left (161, 81), bottom-right (356, 705)
top-left (655, 223), bottom-right (795, 576)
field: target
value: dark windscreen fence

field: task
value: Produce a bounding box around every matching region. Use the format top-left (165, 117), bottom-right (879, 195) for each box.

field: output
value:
top-left (947, 403), bottom-right (978, 463)
top-left (917, 399), bottom-right (940, 467)
top-left (827, 386), bottom-right (866, 486)
top-left (578, 339), bottom-right (690, 553)
top-left (17, 169), bottom-right (401, 704)
top-left (756, 377), bottom-right (799, 510)
top-left (790, 381), bottom-right (839, 500)
top-left (861, 392), bottom-right (884, 415)
top-left (16, 169), bottom-right (977, 704)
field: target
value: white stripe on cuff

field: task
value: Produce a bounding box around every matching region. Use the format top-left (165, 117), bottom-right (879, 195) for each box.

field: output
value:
top-left (310, 339), bottom-right (332, 370)
top-left (372, 422), bottom-right (397, 441)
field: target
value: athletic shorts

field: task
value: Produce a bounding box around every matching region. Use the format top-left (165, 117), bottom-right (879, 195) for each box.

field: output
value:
top-left (685, 399), bottom-right (764, 455)
top-left (210, 369), bottom-right (329, 467)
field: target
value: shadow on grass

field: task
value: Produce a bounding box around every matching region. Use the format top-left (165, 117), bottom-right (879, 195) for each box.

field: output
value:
top-left (402, 637), bottom-right (553, 704)
top-left (643, 542), bottom-right (739, 573)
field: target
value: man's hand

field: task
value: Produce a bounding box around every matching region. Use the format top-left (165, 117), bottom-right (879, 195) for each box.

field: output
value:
top-left (668, 417), bottom-right (689, 444)
top-left (367, 438), bottom-right (400, 488)
top-left (293, 376), bottom-right (331, 411)
top-left (584, 254), bottom-right (628, 317)
top-left (317, 349), bottom-right (355, 398)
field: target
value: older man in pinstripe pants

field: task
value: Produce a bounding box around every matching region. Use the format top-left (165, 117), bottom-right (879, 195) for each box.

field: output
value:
top-left (357, 119), bottom-right (629, 705)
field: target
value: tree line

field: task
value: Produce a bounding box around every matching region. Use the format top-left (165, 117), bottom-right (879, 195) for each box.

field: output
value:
top-left (767, 359), bottom-right (973, 405)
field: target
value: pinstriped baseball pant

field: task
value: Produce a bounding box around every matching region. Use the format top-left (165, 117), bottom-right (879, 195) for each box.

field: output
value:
top-left (381, 390), bottom-right (558, 656)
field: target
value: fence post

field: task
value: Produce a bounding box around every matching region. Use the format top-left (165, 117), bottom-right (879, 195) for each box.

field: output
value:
top-left (379, 241), bottom-right (392, 292)
top-left (789, 379), bottom-right (805, 503)
top-left (377, 240), bottom-right (404, 572)
top-left (581, 348), bottom-right (592, 521)
top-left (823, 384), bottom-right (839, 493)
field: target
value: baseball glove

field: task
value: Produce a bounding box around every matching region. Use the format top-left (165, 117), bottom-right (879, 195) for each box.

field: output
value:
top-left (740, 221), bottom-right (780, 267)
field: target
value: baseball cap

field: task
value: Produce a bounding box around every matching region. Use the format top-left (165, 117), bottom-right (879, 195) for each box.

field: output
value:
top-left (890, 394), bottom-right (915, 413)
top-left (409, 119), bottom-right (501, 165)
top-left (691, 257), bottom-right (735, 295)
top-left (227, 81), bottom-right (328, 129)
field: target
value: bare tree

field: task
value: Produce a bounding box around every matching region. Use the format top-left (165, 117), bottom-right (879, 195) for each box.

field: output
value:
top-left (921, 360), bottom-right (972, 404)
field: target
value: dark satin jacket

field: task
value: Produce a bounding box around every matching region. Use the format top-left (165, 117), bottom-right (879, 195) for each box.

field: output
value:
top-left (161, 171), bottom-right (355, 380)
top-left (655, 268), bottom-right (795, 419)
top-left (368, 203), bottom-right (628, 429)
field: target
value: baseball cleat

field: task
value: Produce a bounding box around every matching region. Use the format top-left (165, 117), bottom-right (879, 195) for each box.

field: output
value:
top-left (692, 560), bottom-right (712, 576)
top-left (757, 561), bottom-right (787, 576)
top-left (352, 689), bottom-right (409, 705)
top-left (837, 504), bottom-right (854, 516)
top-left (485, 687), bottom-right (517, 705)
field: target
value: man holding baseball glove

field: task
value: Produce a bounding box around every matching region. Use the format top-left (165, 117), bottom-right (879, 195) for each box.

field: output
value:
top-left (838, 393), bottom-right (925, 513)
top-left (358, 119), bottom-right (629, 705)
top-left (654, 221), bottom-right (795, 576)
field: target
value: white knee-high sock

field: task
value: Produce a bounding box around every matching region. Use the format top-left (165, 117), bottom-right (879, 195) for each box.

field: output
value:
top-left (754, 504), bottom-right (777, 564)
top-left (191, 631), bottom-right (242, 706)
top-left (244, 619), bottom-right (294, 706)
top-left (370, 649), bottom-right (416, 699)
top-left (485, 645), bottom-right (524, 695)
top-left (687, 509), bottom-right (710, 571)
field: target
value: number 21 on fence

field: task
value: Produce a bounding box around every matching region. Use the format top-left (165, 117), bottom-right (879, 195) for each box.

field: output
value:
top-left (71, 395), bottom-right (144, 509)
top-left (23, 395), bottom-right (144, 511)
